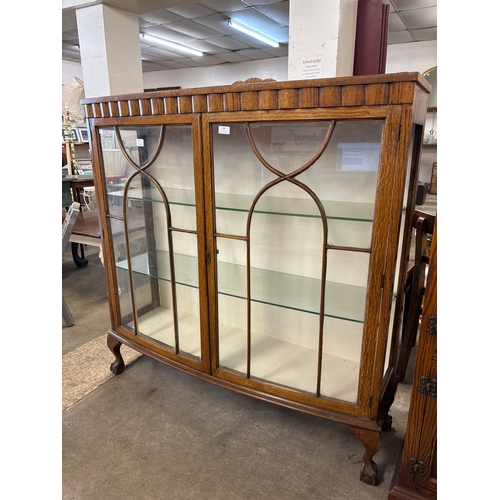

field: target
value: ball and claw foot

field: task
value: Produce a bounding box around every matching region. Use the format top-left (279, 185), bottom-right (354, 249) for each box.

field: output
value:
top-left (350, 426), bottom-right (381, 486)
top-left (107, 334), bottom-right (125, 375)
top-left (360, 461), bottom-right (378, 486)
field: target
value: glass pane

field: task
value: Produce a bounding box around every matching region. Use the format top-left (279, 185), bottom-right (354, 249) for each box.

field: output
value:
top-left (393, 128), bottom-right (415, 296)
top-left (384, 126), bottom-right (417, 373)
top-left (100, 124), bottom-right (200, 359)
top-left (320, 318), bottom-right (362, 402)
top-left (110, 217), bottom-right (133, 321)
top-left (117, 125), bottom-right (162, 167)
top-left (134, 179), bottom-right (174, 347)
top-left (250, 182), bottom-right (323, 394)
top-left (99, 128), bottom-right (133, 218)
top-left (297, 120), bottom-right (383, 248)
top-left (217, 238), bottom-right (247, 374)
top-left (320, 250), bottom-right (369, 402)
top-left (173, 231), bottom-right (201, 359)
top-left (384, 296), bottom-right (398, 375)
top-left (144, 125), bottom-right (196, 231)
top-left (248, 121), bottom-right (331, 174)
top-left (326, 249), bottom-right (370, 288)
top-left (213, 119), bottom-right (382, 403)
top-left (212, 123), bottom-right (274, 236)
top-left (249, 304), bottom-right (320, 393)
top-left (110, 216), bottom-right (151, 330)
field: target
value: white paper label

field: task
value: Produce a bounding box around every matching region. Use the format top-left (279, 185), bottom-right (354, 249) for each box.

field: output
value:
top-left (136, 139), bottom-right (144, 147)
top-left (218, 126), bottom-right (231, 135)
top-left (301, 58), bottom-right (322, 79)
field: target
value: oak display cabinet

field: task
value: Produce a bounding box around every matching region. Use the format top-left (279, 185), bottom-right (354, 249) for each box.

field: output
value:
top-left (82, 73), bottom-right (430, 485)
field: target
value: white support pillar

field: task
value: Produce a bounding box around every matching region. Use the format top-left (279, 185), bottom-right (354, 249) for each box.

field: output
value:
top-left (76, 3), bottom-right (144, 98)
top-left (288, 0), bottom-right (358, 80)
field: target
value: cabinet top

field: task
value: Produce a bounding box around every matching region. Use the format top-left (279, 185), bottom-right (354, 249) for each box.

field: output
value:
top-left (81, 72), bottom-right (431, 119)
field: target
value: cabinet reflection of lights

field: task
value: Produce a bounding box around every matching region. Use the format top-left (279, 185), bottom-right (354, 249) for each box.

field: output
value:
top-left (228, 20), bottom-right (280, 48)
top-left (140, 33), bottom-right (203, 57)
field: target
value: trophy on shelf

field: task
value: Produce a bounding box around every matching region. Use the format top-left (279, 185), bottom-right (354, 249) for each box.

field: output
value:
top-left (63, 102), bottom-right (79, 176)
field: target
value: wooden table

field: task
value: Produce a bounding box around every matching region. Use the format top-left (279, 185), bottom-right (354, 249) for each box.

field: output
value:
top-left (69, 209), bottom-right (102, 267)
top-left (68, 208), bottom-right (146, 268)
top-left (68, 175), bottom-right (94, 207)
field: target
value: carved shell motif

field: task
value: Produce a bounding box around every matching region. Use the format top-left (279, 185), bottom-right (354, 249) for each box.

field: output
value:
top-left (232, 77), bottom-right (277, 85)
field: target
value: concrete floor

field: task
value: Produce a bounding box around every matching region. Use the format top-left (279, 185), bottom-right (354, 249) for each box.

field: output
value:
top-left (62, 243), bottom-right (416, 500)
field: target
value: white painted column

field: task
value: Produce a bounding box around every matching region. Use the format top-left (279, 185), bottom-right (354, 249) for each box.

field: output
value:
top-left (76, 3), bottom-right (144, 98)
top-left (288, 0), bottom-right (358, 80)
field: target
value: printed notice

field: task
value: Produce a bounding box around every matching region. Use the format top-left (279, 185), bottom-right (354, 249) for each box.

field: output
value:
top-left (302, 58), bottom-right (322, 79)
top-left (218, 126), bottom-right (230, 135)
top-left (136, 139), bottom-right (144, 147)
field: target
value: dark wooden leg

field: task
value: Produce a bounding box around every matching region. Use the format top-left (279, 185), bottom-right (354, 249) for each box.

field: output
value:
top-left (395, 304), bottom-right (420, 381)
top-left (349, 426), bottom-right (381, 485)
top-left (396, 217), bottom-right (430, 381)
top-left (377, 372), bottom-right (398, 433)
top-left (107, 334), bottom-right (125, 375)
top-left (71, 242), bottom-right (88, 268)
top-left (382, 413), bottom-right (393, 432)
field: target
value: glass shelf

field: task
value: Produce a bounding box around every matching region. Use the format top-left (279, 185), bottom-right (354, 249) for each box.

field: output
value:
top-left (117, 251), bottom-right (367, 324)
top-left (108, 188), bottom-right (375, 223)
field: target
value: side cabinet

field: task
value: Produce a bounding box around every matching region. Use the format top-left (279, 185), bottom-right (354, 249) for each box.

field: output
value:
top-left (82, 73), bottom-right (430, 486)
top-left (388, 222), bottom-right (437, 499)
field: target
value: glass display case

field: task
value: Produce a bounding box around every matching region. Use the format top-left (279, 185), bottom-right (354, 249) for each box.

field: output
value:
top-left (82, 73), bottom-right (430, 486)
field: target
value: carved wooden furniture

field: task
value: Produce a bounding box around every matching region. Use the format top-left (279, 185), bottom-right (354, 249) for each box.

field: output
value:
top-left (388, 221), bottom-right (437, 499)
top-left (81, 73), bottom-right (430, 485)
top-left (67, 175), bottom-right (94, 208)
top-left (69, 208), bottom-right (146, 268)
top-left (69, 203), bottom-right (100, 268)
top-left (397, 210), bottom-right (436, 381)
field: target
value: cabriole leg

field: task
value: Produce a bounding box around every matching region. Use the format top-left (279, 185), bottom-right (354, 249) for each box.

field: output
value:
top-left (349, 426), bottom-right (381, 485)
top-left (107, 334), bottom-right (125, 375)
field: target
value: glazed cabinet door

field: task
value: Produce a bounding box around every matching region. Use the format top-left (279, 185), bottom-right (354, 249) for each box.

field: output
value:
top-left (204, 111), bottom-right (408, 412)
top-left (92, 117), bottom-right (209, 372)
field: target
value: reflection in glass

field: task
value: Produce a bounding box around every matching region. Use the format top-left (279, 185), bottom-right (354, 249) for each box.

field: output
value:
top-left (298, 119), bottom-right (383, 248)
top-left (117, 125), bottom-right (162, 167)
top-left (248, 121), bottom-right (331, 175)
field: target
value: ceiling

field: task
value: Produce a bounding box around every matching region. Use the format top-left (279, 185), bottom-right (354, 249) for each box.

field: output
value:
top-left (62, 0), bottom-right (437, 73)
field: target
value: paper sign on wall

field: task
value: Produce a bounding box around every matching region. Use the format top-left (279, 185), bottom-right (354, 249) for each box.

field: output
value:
top-left (302, 58), bottom-right (322, 79)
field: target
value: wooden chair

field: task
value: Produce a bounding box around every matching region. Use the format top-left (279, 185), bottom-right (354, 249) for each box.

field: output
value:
top-left (62, 202), bottom-right (81, 326)
top-left (396, 210), bottom-right (436, 381)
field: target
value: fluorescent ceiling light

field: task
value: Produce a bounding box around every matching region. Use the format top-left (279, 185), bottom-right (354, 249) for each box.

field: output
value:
top-left (228, 20), bottom-right (279, 48)
top-left (141, 33), bottom-right (203, 57)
